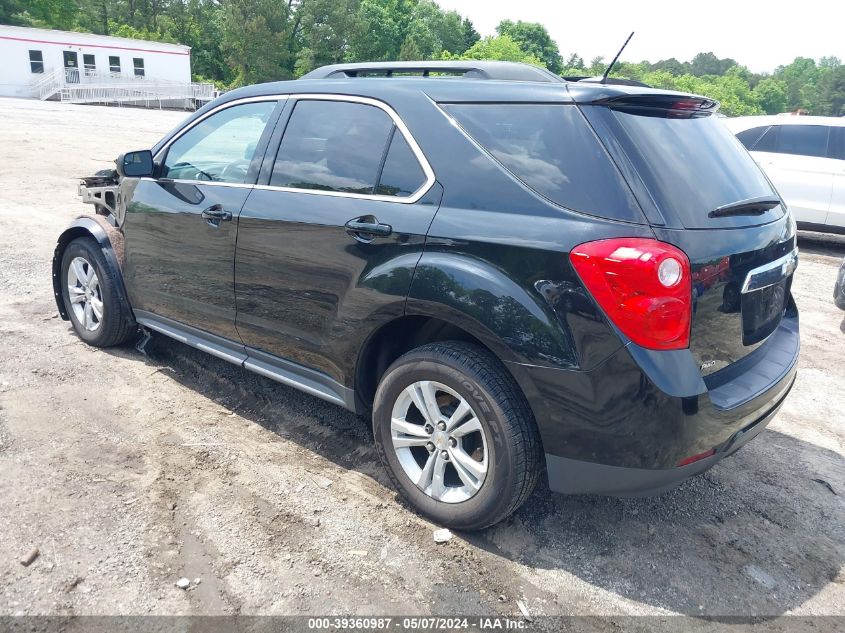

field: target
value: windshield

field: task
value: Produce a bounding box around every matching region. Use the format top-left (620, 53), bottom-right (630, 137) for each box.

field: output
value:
top-left (585, 106), bottom-right (784, 228)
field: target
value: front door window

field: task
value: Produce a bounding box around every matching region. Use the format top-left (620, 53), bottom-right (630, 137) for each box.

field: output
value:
top-left (162, 101), bottom-right (277, 184)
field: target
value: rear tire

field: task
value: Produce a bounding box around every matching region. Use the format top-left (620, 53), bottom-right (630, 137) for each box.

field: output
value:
top-left (60, 237), bottom-right (135, 347)
top-left (372, 341), bottom-right (542, 530)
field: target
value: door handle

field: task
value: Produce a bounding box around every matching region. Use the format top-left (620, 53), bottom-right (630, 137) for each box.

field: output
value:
top-left (345, 216), bottom-right (392, 240)
top-left (201, 204), bottom-right (232, 225)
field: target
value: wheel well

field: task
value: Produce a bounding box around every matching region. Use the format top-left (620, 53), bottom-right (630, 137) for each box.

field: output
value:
top-left (52, 219), bottom-right (130, 323)
top-left (355, 316), bottom-right (499, 412)
top-left (53, 227), bottom-right (98, 320)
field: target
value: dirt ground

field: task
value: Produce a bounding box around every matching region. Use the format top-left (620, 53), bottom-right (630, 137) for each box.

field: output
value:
top-left (0, 97), bottom-right (843, 621)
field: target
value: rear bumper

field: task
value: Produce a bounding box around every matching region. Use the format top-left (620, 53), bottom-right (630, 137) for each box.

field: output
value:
top-left (508, 315), bottom-right (799, 496)
top-left (545, 378), bottom-right (790, 496)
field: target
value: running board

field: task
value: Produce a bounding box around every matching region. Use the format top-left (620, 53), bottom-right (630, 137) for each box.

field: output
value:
top-left (133, 311), bottom-right (353, 409)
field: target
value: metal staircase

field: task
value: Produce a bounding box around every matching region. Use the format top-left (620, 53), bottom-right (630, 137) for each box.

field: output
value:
top-left (30, 68), bottom-right (215, 110)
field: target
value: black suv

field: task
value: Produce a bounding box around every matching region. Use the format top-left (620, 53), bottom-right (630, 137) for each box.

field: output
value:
top-left (53, 61), bottom-right (800, 529)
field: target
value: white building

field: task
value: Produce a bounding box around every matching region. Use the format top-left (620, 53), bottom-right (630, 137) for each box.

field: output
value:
top-left (0, 25), bottom-right (212, 107)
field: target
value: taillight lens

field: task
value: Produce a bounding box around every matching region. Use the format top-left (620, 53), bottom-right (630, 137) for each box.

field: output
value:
top-left (569, 238), bottom-right (692, 350)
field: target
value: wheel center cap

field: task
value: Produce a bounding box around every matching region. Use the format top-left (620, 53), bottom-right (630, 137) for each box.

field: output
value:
top-left (433, 430), bottom-right (447, 449)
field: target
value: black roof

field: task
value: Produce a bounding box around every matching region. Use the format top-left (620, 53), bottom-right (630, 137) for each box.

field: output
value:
top-left (301, 60), bottom-right (566, 83)
top-left (204, 61), bottom-right (708, 115)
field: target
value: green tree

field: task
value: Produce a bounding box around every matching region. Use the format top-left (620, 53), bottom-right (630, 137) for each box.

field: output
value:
top-left (442, 34), bottom-right (543, 66)
top-left (495, 19), bottom-right (561, 73)
top-left (294, 0), bottom-right (359, 75)
top-left (461, 17), bottom-right (479, 51)
top-left (690, 51), bottom-right (736, 76)
top-left (674, 69), bottom-right (763, 116)
top-left (399, 0), bottom-right (464, 60)
top-left (77, 0), bottom-right (111, 34)
top-left (588, 56), bottom-right (605, 75)
top-left (650, 57), bottom-right (690, 75)
top-left (347, 0), bottom-right (406, 62)
top-left (774, 57), bottom-right (820, 112)
top-left (753, 77), bottom-right (788, 114)
top-left (0, 0), bottom-right (28, 25)
top-left (221, 0), bottom-right (295, 86)
top-left (817, 65), bottom-right (845, 116)
top-left (639, 70), bottom-right (679, 90)
top-left (23, 0), bottom-right (77, 30)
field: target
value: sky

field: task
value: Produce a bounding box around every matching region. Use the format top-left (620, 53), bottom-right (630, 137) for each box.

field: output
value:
top-left (437, 0), bottom-right (845, 73)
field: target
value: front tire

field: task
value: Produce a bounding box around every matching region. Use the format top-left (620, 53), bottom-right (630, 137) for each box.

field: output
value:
top-left (373, 342), bottom-right (542, 530)
top-left (60, 237), bottom-right (135, 347)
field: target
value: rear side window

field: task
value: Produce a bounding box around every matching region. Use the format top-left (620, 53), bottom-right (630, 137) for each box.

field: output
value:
top-left (736, 126), bottom-right (770, 150)
top-left (775, 125), bottom-right (830, 158)
top-left (443, 103), bottom-right (642, 221)
top-left (753, 126), bottom-right (780, 152)
top-left (271, 100), bottom-right (393, 194)
top-left (376, 131), bottom-right (426, 197)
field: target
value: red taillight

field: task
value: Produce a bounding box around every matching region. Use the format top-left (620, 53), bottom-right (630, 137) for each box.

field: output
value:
top-left (569, 238), bottom-right (692, 350)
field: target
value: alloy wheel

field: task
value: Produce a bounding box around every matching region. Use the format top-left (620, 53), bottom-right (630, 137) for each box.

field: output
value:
top-left (66, 256), bottom-right (103, 332)
top-left (390, 380), bottom-right (488, 503)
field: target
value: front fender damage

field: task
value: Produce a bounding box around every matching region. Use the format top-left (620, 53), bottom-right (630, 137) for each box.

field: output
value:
top-left (52, 215), bottom-right (130, 322)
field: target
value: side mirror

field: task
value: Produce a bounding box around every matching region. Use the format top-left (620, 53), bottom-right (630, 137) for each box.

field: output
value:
top-left (116, 150), bottom-right (154, 178)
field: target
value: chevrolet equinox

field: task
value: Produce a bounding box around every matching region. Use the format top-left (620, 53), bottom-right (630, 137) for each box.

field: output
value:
top-left (53, 61), bottom-right (800, 529)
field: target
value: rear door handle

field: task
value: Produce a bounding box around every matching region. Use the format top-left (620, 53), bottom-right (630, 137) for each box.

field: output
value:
top-left (345, 216), bottom-right (392, 240)
top-left (201, 204), bottom-right (232, 225)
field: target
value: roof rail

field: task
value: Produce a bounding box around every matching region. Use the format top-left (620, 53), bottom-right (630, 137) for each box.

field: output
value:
top-left (302, 61), bottom-right (565, 83)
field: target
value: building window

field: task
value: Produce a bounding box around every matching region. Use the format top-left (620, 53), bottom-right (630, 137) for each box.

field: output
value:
top-left (29, 50), bottom-right (44, 74)
top-left (83, 54), bottom-right (96, 75)
top-left (109, 56), bottom-right (121, 74)
top-left (133, 58), bottom-right (145, 77)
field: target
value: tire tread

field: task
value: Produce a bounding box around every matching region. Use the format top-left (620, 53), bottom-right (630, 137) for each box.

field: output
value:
top-left (62, 237), bottom-right (135, 348)
top-left (375, 341), bottom-right (542, 529)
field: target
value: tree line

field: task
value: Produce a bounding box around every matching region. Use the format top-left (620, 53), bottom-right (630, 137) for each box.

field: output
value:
top-left (3, 0), bottom-right (844, 116)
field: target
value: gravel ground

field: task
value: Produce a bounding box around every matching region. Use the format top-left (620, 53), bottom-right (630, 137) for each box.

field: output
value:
top-left (0, 98), bottom-right (843, 621)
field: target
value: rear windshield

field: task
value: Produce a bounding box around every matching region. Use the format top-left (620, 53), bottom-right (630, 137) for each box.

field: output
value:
top-left (589, 106), bottom-right (783, 228)
top-left (442, 103), bottom-right (643, 222)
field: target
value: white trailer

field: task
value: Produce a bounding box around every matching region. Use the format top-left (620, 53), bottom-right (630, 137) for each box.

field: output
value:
top-left (0, 25), bottom-right (213, 108)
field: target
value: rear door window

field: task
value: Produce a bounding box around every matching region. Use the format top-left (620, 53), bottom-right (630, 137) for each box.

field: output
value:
top-left (271, 100), bottom-right (394, 194)
top-left (774, 125), bottom-right (830, 158)
top-left (443, 103), bottom-right (642, 222)
top-left (375, 131), bottom-right (426, 197)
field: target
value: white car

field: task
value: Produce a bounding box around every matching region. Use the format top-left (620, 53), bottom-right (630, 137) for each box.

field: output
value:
top-left (723, 115), bottom-right (845, 233)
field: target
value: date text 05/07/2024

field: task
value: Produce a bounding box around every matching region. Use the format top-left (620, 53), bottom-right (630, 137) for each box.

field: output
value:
top-left (307, 617), bottom-right (528, 630)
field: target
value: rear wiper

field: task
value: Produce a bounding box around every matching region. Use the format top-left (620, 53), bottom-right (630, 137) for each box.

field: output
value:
top-left (708, 196), bottom-right (782, 218)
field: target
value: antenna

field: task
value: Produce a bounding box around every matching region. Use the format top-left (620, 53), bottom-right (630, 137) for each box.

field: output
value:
top-left (601, 31), bottom-right (635, 84)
